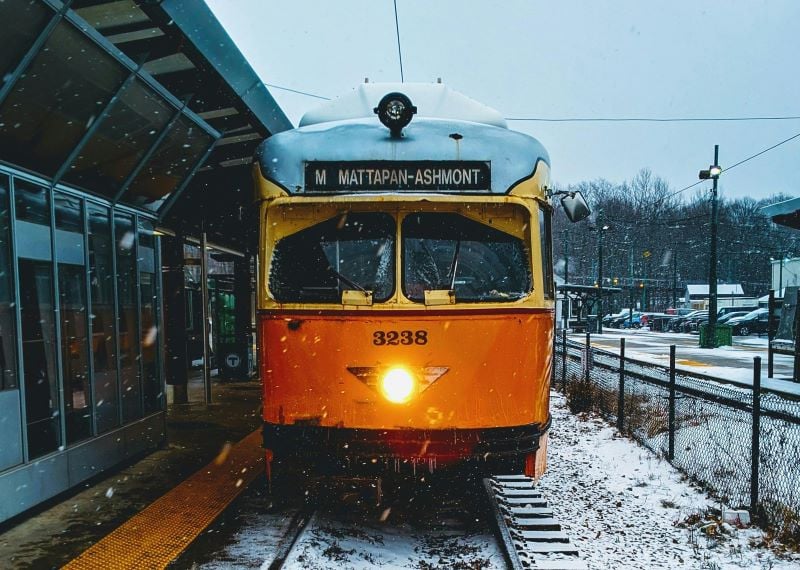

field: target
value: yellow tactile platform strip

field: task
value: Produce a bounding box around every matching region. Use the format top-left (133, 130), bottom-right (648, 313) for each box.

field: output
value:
top-left (64, 429), bottom-right (264, 570)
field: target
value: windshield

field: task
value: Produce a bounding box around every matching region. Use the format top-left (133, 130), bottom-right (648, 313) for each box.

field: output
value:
top-left (401, 212), bottom-right (531, 303)
top-left (269, 212), bottom-right (395, 302)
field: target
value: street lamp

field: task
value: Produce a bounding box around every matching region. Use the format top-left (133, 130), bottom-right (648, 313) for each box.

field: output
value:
top-left (597, 223), bottom-right (609, 334)
top-left (698, 145), bottom-right (721, 348)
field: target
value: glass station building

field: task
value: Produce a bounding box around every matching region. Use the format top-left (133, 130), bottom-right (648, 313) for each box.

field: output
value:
top-left (0, 0), bottom-right (290, 522)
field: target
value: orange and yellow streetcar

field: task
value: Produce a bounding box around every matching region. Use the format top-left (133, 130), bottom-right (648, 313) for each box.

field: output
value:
top-left (253, 84), bottom-right (588, 480)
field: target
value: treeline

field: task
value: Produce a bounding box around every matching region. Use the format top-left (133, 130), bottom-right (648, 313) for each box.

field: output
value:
top-left (552, 168), bottom-right (799, 310)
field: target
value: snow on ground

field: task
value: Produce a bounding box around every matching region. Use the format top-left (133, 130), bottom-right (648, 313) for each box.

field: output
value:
top-left (539, 390), bottom-right (800, 570)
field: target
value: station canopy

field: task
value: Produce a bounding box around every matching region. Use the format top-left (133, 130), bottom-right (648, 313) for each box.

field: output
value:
top-left (763, 197), bottom-right (800, 231)
top-left (0, 0), bottom-right (292, 251)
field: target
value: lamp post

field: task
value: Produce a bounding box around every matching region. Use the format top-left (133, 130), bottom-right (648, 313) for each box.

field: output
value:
top-left (699, 145), bottom-right (721, 348)
top-left (597, 223), bottom-right (609, 334)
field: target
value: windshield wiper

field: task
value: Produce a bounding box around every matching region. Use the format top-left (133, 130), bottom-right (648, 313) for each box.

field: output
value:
top-left (445, 239), bottom-right (461, 290)
top-left (327, 265), bottom-right (368, 294)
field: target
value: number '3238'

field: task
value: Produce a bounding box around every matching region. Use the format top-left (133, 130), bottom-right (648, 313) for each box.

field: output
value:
top-left (372, 330), bottom-right (428, 345)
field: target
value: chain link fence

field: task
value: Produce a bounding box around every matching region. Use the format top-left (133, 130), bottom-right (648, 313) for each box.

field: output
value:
top-left (555, 332), bottom-right (800, 539)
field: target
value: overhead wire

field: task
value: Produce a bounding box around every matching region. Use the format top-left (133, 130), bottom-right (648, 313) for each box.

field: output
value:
top-left (393, 0), bottom-right (405, 82)
top-left (656, 129), bottom-right (800, 203)
top-left (505, 115), bottom-right (800, 123)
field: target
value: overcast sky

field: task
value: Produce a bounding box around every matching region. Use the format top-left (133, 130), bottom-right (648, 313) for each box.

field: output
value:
top-left (207, 0), bottom-right (800, 203)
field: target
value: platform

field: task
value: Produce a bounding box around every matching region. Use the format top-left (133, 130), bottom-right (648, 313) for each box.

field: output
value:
top-left (0, 375), bottom-right (261, 569)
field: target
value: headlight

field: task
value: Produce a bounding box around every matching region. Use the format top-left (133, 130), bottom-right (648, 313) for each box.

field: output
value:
top-left (380, 367), bottom-right (416, 403)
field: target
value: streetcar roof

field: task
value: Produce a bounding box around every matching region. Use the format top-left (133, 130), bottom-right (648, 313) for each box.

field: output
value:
top-left (254, 117), bottom-right (550, 195)
top-left (299, 83), bottom-right (507, 129)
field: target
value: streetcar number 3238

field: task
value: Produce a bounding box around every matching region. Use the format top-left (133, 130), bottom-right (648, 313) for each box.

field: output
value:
top-left (373, 330), bottom-right (428, 345)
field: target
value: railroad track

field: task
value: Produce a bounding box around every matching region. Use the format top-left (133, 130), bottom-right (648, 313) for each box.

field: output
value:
top-left (484, 475), bottom-right (588, 570)
top-left (266, 502), bottom-right (318, 570)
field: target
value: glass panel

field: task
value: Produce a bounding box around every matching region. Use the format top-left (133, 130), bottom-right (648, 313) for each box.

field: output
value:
top-left (0, 0), bottom-right (51, 86)
top-left (269, 213), bottom-right (395, 303)
top-left (125, 115), bottom-right (213, 211)
top-left (15, 181), bottom-right (60, 459)
top-left (55, 193), bottom-right (91, 444)
top-left (64, 79), bottom-right (172, 198)
top-left (402, 213), bottom-right (532, 303)
top-left (88, 205), bottom-right (118, 433)
top-left (115, 212), bottom-right (141, 422)
top-left (0, 175), bottom-right (18, 390)
top-left (539, 207), bottom-right (554, 299)
top-left (138, 219), bottom-right (160, 415)
top-left (0, 20), bottom-right (127, 175)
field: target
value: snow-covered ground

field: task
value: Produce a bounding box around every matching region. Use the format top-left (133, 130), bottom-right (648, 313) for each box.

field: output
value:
top-left (540, 390), bottom-right (799, 569)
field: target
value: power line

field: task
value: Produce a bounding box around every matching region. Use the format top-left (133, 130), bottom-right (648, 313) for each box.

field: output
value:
top-left (506, 115), bottom-right (800, 123)
top-left (663, 129), bottom-right (800, 201)
top-left (393, 0), bottom-right (404, 82)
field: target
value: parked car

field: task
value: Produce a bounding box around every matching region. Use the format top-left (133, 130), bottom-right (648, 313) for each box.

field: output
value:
top-left (728, 308), bottom-right (770, 336)
top-left (640, 312), bottom-right (672, 331)
top-left (717, 305), bottom-right (758, 318)
top-left (666, 310), bottom-right (701, 331)
top-left (717, 311), bottom-right (750, 324)
top-left (683, 311), bottom-right (710, 333)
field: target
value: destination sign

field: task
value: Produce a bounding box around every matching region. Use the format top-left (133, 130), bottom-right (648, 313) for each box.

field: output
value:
top-left (304, 161), bottom-right (491, 192)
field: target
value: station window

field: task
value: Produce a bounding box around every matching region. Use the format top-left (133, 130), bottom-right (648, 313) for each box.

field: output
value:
top-left (402, 213), bottom-right (532, 303)
top-left (0, 21), bottom-right (127, 176)
top-left (0, 174), bottom-right (18, 391)
top-left (115, 212), bottom-right (142, 422)
top-left (269, 213), bottom-right (395, 303)
top-left (15, 179), bottom-right (60, 459)
top-left (54, 192), bottom-right (93, 444)
top-left (125, 115), bottom-right (213, 212)
top-left (65, 79), bottom-right (172, 199)
top-left (138, 219), bottom-right (161, 415)
top-left (0, 0), bottom-right (51, 88)
top-left (88, 204), bottom-right (119, 433)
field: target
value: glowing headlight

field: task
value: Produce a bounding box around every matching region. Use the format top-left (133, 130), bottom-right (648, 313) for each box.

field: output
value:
top-left (380, 368), bottom-right (416, 403)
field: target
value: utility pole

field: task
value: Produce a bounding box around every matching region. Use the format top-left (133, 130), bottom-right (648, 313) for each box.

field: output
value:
top-left (563, 229), bottom-right (569, 330)
top-left (699, 145), bottom-right (721, 348)
top-left (597, 219), bottom-right (608, 334)
top-left (672, 250), bottom-right (678, 309)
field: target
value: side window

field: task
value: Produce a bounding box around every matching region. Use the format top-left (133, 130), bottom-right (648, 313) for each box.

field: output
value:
top-left (539, 206), bottom-right (554, 299)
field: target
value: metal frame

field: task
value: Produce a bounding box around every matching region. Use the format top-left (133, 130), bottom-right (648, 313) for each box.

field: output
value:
top-left (133, 213), bottom-right (144, 415)
top-left (83, 198), bottom-right (97, 437)
top-left (7, 176), bottom-right (29, 463)
top-left (49, 184), bottom-right (67, 453)
top-left (0, 1), bottom-right (73, 109)
top-left (110, 211), bottom-right (123, 429)
top-left (112, 103), bottom-right (187, 204)
top-left (51, 69), bottom-right (140, 187)
top-left (155, 235), bottom-right (166, 411)
top-left (157, 136), bottom-right (220, 222)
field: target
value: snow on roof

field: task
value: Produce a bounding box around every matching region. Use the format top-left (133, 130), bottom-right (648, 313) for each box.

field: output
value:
top-left (299, 83), bottom-right (507, 129)
top-left (686, 284), bottom-right (744, 296)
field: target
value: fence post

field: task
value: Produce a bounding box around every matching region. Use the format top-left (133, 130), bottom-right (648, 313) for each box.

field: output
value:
top-left (767, 290), bottom-right (775, 378)
top-left (668, 345), bottom-right (676, 461)
top-left (584, 332), bottom-right (591, 384)
top-left (751, 356), bottom-right (762, 517)
top-left (617, 338), bottom-right (625, 432)
top-left (561, 329), bottom-right (567, 393)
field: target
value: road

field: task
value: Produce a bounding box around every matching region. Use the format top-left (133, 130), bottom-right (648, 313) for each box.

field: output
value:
top-left (566, 329), bottom-right (797, 392)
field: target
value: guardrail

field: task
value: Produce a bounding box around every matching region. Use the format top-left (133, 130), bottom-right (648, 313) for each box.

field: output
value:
top-left (554, 331), bottom-right (800, 540)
